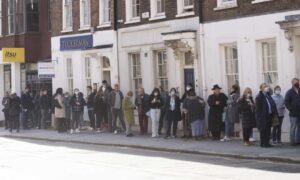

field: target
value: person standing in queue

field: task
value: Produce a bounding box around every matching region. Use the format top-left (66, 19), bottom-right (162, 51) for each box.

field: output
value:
top-left (2, 92), bottom-right (10, 130)
top-left (149, 88), bottom-right (163, 138)
top-left (255, 83), bottom-right (277, 148)
top-left (8, 92), bottom-right (21, 133)
top-left (180, 83), bottom-right (194, 138)
top-left (135, 87), bottom-right (150, 135)
top-left (208, 85), bottom-right (228, 140)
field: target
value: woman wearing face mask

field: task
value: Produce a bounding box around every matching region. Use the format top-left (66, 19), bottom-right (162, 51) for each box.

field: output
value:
top-left (122, 91), bottom-right (135, 137)
top-left (255, 83), bottom-right (277, 148)
top-left (164, 88), bottom-right (181, 139)
top-left (238, 88), bottom-right (256, 146)
top-left (271, 86), bottom-right (285, 144)
top-left (181, 83), bottom-right (194, 138)
top-left (149, 88), bottom-right (163, 138)
top-left (70, 89), bottom-right (86, 134)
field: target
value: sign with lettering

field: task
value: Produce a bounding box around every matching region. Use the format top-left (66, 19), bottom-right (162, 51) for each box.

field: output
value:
top-left (38, 62), bottom-right (55, 79)
top-left (2, 48), bottom-right (25, 63)
top-left (60, 35), bottom-right (93, 51)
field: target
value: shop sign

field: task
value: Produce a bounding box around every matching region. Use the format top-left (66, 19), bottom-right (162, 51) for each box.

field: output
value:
top-left (60, 35), bottom-right (93, 51)
top-left (2, 48), bottom-right (25, 63)
top-left (38, 62), bottom-right (55, 79)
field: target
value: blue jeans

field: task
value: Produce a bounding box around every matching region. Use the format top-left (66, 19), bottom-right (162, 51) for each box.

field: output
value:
top-left (225, 121), bottom-right (234, 137)
top-left (290, 116), bottom-right (300, 144)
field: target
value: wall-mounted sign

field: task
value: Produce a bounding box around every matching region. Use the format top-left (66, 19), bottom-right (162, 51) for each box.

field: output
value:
top-left (60, 35), bottom-right (93, 51)
top-left (2, 48), bottom-right (25, 63)
top-left (38, 62), bottom-right (55, 79)
top-left (142, 12), bottom-right (150, 19)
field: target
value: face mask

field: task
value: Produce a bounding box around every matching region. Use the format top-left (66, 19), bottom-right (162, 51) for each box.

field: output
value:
top-left (275, 90), bottom-right (281, 95)
top-left (102, 87), bottom-right (106, 91)
top-left (186, 87), bottom-right (191, 91)
top-left (263, 87), bottom-right (269, 93)
top-left (170, 91), bottom-right (175, 96)
top-left (294, 83), bottom-right (300, 89)
top-left (247, 93), bottom-right (251, 98)
top-left (154, 93), bottom-right (158, 96)
top-left (75, 91), bottom-right (79, 95)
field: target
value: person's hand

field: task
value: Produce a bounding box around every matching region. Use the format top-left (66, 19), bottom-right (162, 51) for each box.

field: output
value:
top-left (216, 101), bottom-right (220, 105)
top-left (152, 99), bottom-right (156, 103)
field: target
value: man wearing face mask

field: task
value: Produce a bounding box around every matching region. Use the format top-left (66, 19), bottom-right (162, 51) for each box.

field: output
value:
top-left (70, 89), bottom-right (86, 134)
top-left (285, 78), bottom-right (300, 146)
top-left (255, 83), bottom-right (277, 148)
top-left (21, 86), bottom-right (34, 129)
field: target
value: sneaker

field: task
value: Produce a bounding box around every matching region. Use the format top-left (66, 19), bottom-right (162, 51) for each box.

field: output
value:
top-left (249, 138), bottom-right (256, 142)
top-left (75, 129), bottom-right (80, 133)
top-left (220, 136), bottom-right (231, 142)
top-left (70, 129), bottom-right (74, 134)
top-left (114, 130), bottom-right (118, 134)
top-left (244, 142), bottom-right (250, 146)
top-left (97, 128), bottom-right (101, 133)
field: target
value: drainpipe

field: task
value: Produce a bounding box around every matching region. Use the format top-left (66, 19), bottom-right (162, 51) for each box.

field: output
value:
top-left (114, 0), bottom-right (121, 85)
top-left (199, 0), bottom-right (207, 99)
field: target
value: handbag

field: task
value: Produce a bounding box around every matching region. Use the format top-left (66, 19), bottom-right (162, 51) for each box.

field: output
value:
top-left (53, 99), bottom-right (62, 109)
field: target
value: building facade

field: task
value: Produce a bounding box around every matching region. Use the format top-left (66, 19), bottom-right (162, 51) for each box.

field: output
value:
top-left (51, 0), bottom-right (119, 96)
top-left (200, 0), bottom-right (300, 141)
top-left (0, 0), bottom-right (51, 120)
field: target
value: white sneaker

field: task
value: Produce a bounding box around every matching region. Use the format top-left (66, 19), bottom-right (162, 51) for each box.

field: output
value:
top-left (249, 138), bottom-right (256, 142)
top-left (75, 129), bottom-right (80, 133)
top-left (114, 130), bottom-right (118, 134)
top-left (220, 136), bottom-right (231, 142)
top-left (97, 128), bottom-right (101, 133)
top-left (70, 129), bottom-right (74, 134)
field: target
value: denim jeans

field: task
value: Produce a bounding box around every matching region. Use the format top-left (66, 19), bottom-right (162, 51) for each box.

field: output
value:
top-left (112, 108), bottom-right (126, 132)
top-left (225, 120), bottom-right (234, 137)
top-left (290, 116), bottom-right (300, 144)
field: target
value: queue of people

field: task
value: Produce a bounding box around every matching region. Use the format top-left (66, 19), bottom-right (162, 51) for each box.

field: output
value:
top-left (2, 78), bottom-right (300, 148)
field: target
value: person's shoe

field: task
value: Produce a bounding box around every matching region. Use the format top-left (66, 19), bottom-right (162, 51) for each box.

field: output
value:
top-left (97, 128), bottom-right (102, 133)
top-left (265, 144), bottom-right (274, 148)
top-left (220, 136), bottom-right (230, 142)
top-left (16, 129), bottom-right (19, 133)
top-left (272, 141), bottom-right (277, 145)
top-left (249, 138), bottom-right (256, 142)
top-left (114, 130), bottom-right (118, 134)
top-left (9, 129), bottom-right (12, 133)
top-left (164, 136), bottom-right (170, 139)
top-left (70, 129), bottom-right (74, 134)
top-left (75, 129), bottom-right (80, 133)
top-left (244, 142), bottom-right (250, 146)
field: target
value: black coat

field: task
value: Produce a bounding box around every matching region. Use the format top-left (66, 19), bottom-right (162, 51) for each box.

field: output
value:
top-left (255, 92), bottom-right (277, 131)
top-left (183, 95), bottom-right (205, 123)
top-left (39, 95), bottom-right (51, 110)
top-left (284, 88), bottom-right (300, 117)
top-left (87, 92), bottom-right (96, 109)
top-left (208, 93), bottom-right (228, 132)
top-left (135, 93), bottom-right (150, 114)
top-left (21, 92), bottom-right (33, 110)
top-left (8, 96), bottom-right (21, 116)
top-left (149, 95), bottom-right (163, 109)
top-left (94, 94), bottom-right (107, 113)
top-left (165, 95), bottom-right (181, 122)
top-left (238, 97), bottom-right (256, 129)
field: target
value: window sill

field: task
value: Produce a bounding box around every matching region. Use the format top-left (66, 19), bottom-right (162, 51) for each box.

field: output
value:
top-left (175, 11), bottom-right (195, 18)
top-left (214, 4), bottom-right (238, 11)
top-left (97, 23), bottom-right (111, 28)
top-left (251, 0), bottom-right (273, 4)
top-left (78, 27), bottom-right (91, 31)
top-left (149, 15), bottom-right (166, 21)
top-left (124, 18), bottom-right (141, 24)
top-left (61, 29), bottom-right (73, 33)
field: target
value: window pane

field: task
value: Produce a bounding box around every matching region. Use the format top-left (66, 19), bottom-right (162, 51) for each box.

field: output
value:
top-left (26, 0), bottom-right (39, 32)
top-left (224, 44), bottom-right (239, 91)
top-left (261, 40), bottom-right (278, 88)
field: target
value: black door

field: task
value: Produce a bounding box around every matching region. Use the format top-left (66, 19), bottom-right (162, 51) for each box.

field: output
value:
top-left (184, 69), bottom-right (195, 89)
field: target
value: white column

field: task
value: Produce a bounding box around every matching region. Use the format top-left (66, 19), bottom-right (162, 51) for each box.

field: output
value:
top-left (11, 62), bottom-right (21, 96)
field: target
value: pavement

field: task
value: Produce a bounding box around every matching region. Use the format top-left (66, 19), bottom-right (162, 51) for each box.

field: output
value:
top-left (0, 128), bottom-right (300, 164)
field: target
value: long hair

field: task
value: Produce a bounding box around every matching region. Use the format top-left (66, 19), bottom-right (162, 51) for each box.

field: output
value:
top-left (150, 88), bottom-right (161, 97)
top-left (55, 88), bottom-right (63, 96)
top-left (242, 87), bottom-right (252, 98)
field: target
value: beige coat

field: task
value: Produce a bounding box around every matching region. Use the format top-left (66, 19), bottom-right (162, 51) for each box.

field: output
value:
top-left (54, 94), bottom-right (65, 118)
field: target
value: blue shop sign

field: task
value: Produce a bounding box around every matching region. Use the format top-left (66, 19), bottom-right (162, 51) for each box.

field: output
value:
top-left (60, 35), bottom-right (93, 51)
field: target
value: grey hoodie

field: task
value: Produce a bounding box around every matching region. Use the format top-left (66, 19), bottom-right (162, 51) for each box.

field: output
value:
top-left (272, 94), bottom-right (285, 117)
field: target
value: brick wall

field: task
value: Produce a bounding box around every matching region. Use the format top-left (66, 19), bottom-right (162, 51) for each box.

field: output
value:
top-left (117, 0), bottom-right (199, 29)
top-left (202, 0), bottom-right (300, 23)
top-left (51, 0), bottom-right (115, 37)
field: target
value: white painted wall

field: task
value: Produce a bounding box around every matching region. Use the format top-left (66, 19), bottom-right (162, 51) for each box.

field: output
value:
top-left (202, 10), bottom-right (300, 141)
top-left (0, 65), bottom-right (4, 121)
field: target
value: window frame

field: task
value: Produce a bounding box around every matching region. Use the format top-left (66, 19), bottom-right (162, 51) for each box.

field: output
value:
top-left (222, 43), bottom-right (239, 93)
top-left (258, 39), bottom-right (279, 89)
top-left (85, 56), bottom-right (92, 88)
top-left (125, 0), bottom-right (141, 24)
top-left (66, 57), bottom-right (74, 94)
top-left (0, 0), bottom-right (2, 36)
top-left (155, 50), bottom-right (168, 91)
top-left (150, 0), bottom-right (166, 21)
top-left (99, 0), bottom-right (111, 27)
top-left (130, 53), bottom-right (142, 96)
top-left (214, 0), bottom-right (238, 11)
top-left (80, 0), bottom-right (91, 29)
top-left (176, 0), bottom-right (195, 18)
top-left (62, 0), bottom-right (73, 31)
top-left (252, 0), bottom-right (273, 4)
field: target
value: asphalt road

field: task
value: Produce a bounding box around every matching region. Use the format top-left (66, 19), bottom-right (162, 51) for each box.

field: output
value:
top-left (0, 137), bottom-right (299, 180)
